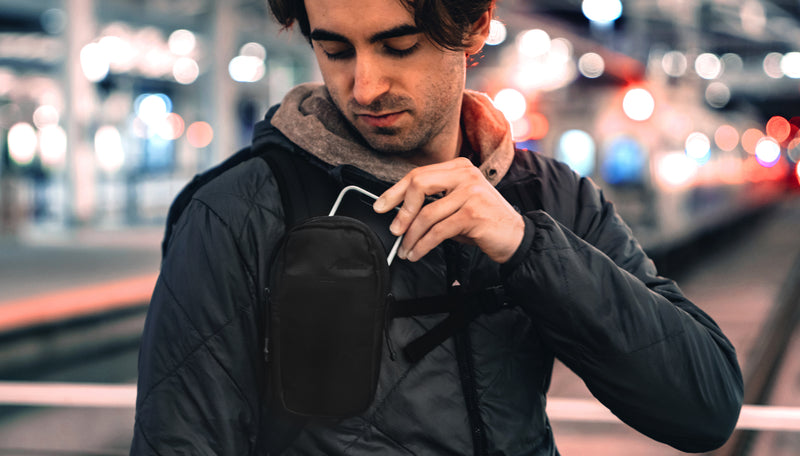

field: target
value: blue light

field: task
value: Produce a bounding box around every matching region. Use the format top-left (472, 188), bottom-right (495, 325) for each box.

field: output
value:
top-left (602, 136), bottom-right (646, 185)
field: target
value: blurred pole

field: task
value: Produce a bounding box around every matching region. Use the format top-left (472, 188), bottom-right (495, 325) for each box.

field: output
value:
top-left (64, 0), bottom-right (98, 227)
top-left (209, 0), bottom-right (237, 164)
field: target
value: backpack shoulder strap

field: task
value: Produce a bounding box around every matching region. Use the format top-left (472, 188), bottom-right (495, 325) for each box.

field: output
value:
top-left (258, 147), bottom-right (338, 227)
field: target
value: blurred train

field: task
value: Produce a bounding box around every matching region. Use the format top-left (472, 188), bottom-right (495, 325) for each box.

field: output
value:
top-left (467, 17), bottom-right (799, 255)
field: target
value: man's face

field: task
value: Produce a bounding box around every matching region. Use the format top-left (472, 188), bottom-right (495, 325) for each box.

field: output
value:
top-left (305, 0), bottom-right (469, 162)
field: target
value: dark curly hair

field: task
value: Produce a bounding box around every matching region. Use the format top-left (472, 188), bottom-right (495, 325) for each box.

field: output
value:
top-left (267, 0), bottom-right (495, 51)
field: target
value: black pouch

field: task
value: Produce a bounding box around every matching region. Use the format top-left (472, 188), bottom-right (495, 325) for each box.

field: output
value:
top-left (268, 192), bottom-right (393, 418)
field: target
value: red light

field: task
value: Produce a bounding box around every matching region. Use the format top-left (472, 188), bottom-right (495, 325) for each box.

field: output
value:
top-left (742, 128), bottom-right (763, 155)
top-left (528, 112), bottom-right (550, 140)
top-left (766, 116), bottom-right (791, 142)
top-left (796, 162), bottom-right (800, 187)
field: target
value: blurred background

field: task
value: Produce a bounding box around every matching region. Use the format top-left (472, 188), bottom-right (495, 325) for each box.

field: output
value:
top-left (0, 0), bottom-right (799, 455)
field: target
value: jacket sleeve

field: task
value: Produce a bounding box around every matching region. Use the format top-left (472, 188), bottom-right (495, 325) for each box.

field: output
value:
top-left (501, 175), bottom-right (743, 453)
top-left (131, 162), bottom-right (284, 455)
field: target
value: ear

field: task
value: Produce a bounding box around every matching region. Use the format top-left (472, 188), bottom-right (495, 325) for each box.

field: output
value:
top-left (464, 8), bottom-right (493, 55)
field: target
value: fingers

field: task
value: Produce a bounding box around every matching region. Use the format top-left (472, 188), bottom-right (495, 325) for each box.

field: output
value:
top-left (371, 157), bottom-right (523, 263)
top-left (374, 158), bottom-right (475, 237)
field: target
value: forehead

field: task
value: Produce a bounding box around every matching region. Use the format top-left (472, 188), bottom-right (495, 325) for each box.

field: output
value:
top-left (304, 0), bottom-right (414, 37)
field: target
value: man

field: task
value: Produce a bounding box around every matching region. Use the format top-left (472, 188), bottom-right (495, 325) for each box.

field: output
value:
top-left (131, 0), bottom-right (743, 454)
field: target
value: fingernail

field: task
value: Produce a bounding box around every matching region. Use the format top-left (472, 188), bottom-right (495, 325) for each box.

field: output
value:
top-left (389, 219), bottom-right (401, 236)
top-left (406, 250), bottom-right (416, 262)
top-left (397, 246), bottom-right (407, 260)
top-left (373, 197), bottom-right (386, 212)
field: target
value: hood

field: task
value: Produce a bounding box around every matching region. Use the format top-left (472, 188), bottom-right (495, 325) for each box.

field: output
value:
top-left (269, 83), bottom-right (514, 185)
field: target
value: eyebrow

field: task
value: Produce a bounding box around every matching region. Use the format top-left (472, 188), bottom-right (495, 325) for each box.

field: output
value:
top-left (309, 24), bottom-right (421, 45)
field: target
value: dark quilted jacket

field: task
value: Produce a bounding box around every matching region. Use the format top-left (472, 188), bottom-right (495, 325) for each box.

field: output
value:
top-left (131, 109), bottom-right (743, 455)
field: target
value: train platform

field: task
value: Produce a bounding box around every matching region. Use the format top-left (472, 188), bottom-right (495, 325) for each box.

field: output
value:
top-left (0, 196), bottom-right (799, 455)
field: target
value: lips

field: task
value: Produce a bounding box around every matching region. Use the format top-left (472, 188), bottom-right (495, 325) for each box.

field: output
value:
top-left (356, 111), bottom-right (405, 128)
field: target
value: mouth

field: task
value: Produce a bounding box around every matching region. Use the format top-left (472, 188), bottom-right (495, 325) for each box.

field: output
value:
top-left (355, 111), bottom-right (405, 129)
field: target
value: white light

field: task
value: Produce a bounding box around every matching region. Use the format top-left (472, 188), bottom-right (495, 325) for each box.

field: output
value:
top-left (578, 52), bottom-right (605, 78)
top-left (685, 132), bottom-right (711, 164)
top-left (228, 55), bottom-right (266, 83)
top-left (173, 57), bottom-right (200, 84)
top-left (136, 94), bottom-right (171, 126)
top-left (239, 42), bottom-right (267, 60)
top-left (622, 88), bottom-right (655, 122)
top-left (94, 126), bottom-right (125, 173)
top-left (705, 82), bottom-right (731, 108)
top-left (517, 29), bottom-right (551, 58)
top-left (486, 20), bottom-right (507, 46)
top-left (657, 152), bottom-right (698, 187)
top-left (80, 42), bottom-right (110, 82)
top-left (781, 52), bottom-right (800, 79)
top-left (8, 122), bottom-right (37, 166)
top-left (39, 125), bottom-right (67, 167)
top-left (582, 0), bottom-right (623, 24)
top-left (493, 88), bottom-right (527, 122)
top-left (169, 29), bottom-right (197, 56)
top-left (695, 53), bottom-right (722, 79)
top-left (99, 35), bottom-right (136, 73)
top-left (662, 51), bottom-right (687, 77)
top-left (558, 130), bottom-right (596, 176)
top-left (764, 52), bottom-right (784, 78)
top-left (33, 105), bottom-right (60, 128)
top-left (755, 137), bottom-right (781, 167)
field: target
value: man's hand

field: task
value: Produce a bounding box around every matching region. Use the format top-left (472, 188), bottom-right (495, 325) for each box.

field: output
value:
top-left (373, 157), bottom-right (524, 264)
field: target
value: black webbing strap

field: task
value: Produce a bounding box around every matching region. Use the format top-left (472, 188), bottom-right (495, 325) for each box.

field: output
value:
top-left (390, 285), bottom-right (510, 363)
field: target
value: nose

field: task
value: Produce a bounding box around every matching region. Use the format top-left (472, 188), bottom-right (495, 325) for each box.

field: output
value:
top-left (352, 55), bottom-right (390, 107)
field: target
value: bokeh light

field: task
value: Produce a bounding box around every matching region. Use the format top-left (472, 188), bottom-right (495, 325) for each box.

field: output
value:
top-left (517, 29), bottom-right (551, 58)
top-left (695, 53), bottom-right (722, 79)
top-left (720, 53), bottom-right (744, 75)
top-left (715, 125), bottom-right (739, 152)
top-left (187, 121), bottom-right (214, 148)
top-left (741, 128), bottom-right (764, 154)
top-left (527, 112), bottom-right (550, 140)
top-left (493, 88), bottom-right (527, 122)
top-left (557, 129), bottom-right (596, 176)
top-left (582, 0), bottom-right (623, 24)
top-left (229, 55), bottom-right (265, 83)
top-left (135, 93), bottom-right (172, 126)
top-left (156, 113), bottom-right (186, 141)
top-left (80, 42), bottom-right (110, 82)
top-left (622, 88), bottom-right (655, 121)
top-left (657, 152), bottom-right (697, 188)
top-left (173, 57), bottom-right (200, 84)
top-left (94, 126), bottom-right (125, 173)
top-left (33, 105), bottom-right (60, 128)
top-left (766, 116), bottom-right (791, 142)
top-left (486, 20), bottom-right (507, 46)
top-left (705, 82), bottom-right (731, 108)
top-left (662, 51), bottom-right (688, 77)
top-left (763, 52), bottom-right (784, 78)
top-left (781, 52), bottom-right (800, 79)
top-left (8, 122), bottom-right (38, 166)
top-left (602, 136), bottom-right (646, 185)
top-left (168, 29), bottom-right (196, 56)
top-left (755, 137), bottom-right (781, 167)
top-left (685, 132), bottom-right (711, 164)
top-left (578, 53), bottom-right (605, 78)
top-left (39, 125), bottom-right (67, 168)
